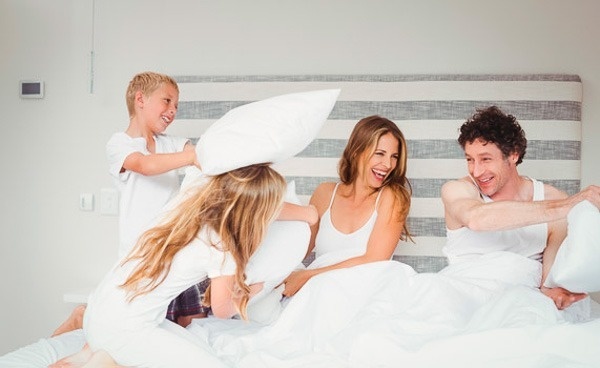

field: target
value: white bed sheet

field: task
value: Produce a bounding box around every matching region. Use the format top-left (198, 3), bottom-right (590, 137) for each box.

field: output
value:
top-left (189, 252), bottom-right (600, 368)
top-left (3, 254), bottom-right (600, 368)
top-left (0, 329), bottom-right (85, 368)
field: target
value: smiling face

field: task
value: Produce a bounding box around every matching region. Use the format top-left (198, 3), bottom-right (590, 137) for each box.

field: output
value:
top-left (359, 132), bottom-right (399, 188)
top-left (137, 82), bottom-right (179, 135)
top-left (464, 138), bottom-right (519, 198)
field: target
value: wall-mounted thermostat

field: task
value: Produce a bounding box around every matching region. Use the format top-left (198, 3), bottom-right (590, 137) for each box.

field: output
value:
top-left (20, 80), bottom-right (44, 99)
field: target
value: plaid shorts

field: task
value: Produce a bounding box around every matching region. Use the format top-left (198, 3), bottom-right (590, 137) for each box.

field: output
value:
top-left (166, 278), bottom-right (211, 322)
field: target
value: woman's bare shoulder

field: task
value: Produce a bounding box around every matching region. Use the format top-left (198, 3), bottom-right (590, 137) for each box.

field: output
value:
top-left (379, 185), bottom-right (397, 201)
top-left (310, 182), bottom-right (337, 208)
top-left (313, 182), bottom-right (337, 195)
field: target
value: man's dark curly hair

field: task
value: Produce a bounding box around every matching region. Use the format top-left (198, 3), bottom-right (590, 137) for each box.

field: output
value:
top-left (458, 106), bottom-right (527, 165)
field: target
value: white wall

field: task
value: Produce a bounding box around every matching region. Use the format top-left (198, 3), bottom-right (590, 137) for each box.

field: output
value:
top-left (1, 0), bottom-right (599, 354)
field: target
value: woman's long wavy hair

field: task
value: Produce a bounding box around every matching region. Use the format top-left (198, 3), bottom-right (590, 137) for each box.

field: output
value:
top-left (120, 163), bottom-right (286, 320)
top-left (338, 115), bottom-right (412, 241)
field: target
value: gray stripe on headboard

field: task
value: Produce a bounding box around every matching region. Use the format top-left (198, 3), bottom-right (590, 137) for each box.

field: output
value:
top-left (299, 139), bottom-right (580, 160)
top-left (407, 218), bottom-right (448, 237)
top-left (392, 255), bottom-right (448, 273)
top-left (286, 177), bottom-right (581, 198)
top-left (177, 100), bottom-right (581, 121)
top-left (328, 101), bottom-right (581, 121)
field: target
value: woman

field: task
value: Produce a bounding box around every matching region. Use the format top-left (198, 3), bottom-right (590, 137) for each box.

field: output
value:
top-left (283, 115), bottom-right (412, 297)
top-left (52, 164), bottom-right (316, 368)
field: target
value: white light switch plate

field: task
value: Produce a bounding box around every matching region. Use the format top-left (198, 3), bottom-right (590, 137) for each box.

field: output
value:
top-left (79, 193), bottom-right (94, 211)
top-left (100, 188), bottom-right (119, 215)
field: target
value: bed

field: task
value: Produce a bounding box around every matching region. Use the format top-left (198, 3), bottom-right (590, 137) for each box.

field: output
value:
top-left (171, 73), bottom-right (583, 271)
top-left (2, 74), bottom-right (599, 368)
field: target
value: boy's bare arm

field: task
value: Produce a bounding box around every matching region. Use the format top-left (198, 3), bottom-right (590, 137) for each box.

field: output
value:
top-left (122, 143), bottom-right (199, 176)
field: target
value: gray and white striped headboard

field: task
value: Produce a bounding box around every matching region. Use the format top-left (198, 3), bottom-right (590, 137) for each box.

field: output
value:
top-left (170, 75), bottom-right (582, 273)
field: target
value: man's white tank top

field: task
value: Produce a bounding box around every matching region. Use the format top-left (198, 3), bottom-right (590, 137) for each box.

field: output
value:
top-left (443, 177), bottom-right (548, 264)
top-left (314, 183), bottom-right (382, 258)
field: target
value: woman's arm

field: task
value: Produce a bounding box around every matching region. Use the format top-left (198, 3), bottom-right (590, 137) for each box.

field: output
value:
top-left (283, 188), bottom-right (404, 297)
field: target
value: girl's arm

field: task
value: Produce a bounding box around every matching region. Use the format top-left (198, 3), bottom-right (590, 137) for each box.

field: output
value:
top-left (277, 202), bottom-right (319, 226)
top-left (209, 275), bottom-right (264, 319)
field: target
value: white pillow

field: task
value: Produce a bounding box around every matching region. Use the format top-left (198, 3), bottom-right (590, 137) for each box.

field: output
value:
top-left (246, 181), bottom-right (311, 302)
top-left (180, 166), bottom-right (205, 191)
top-left (245, 181), bottom-right (310, 323)
top-left (196, 89), bottom-right (340, 175)
top-left (544, 200), bottom-right (600, 292)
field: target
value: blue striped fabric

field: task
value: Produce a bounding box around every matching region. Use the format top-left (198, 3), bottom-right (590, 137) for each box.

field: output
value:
top-left (172, 75), bottom-right (582, 272)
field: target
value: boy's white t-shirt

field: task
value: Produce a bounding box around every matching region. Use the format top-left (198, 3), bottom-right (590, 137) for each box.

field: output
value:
top-left (106, 132), bottom-right (189, 258)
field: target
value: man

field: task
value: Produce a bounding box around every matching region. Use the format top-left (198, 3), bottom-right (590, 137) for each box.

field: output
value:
top-left (441, 106), bottom-right (600, 310)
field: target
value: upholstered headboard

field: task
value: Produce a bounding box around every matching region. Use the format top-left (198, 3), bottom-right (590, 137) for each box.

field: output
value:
top-left (170, 74), bottom-right (582, 272)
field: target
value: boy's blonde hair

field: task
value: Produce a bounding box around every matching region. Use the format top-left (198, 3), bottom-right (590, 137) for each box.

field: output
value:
top-left (125, 71), bottom-right (179, 118)
top-left (121, 163), bottom-right (285, 320)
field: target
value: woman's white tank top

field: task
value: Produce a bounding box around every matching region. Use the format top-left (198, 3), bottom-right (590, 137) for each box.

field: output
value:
top-left (314, 183), bottom-right (382, 258)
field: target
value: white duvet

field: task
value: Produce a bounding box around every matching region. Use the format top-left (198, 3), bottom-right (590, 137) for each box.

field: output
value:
top-left (188, 251), bottom-right (600, 368)
top-left (3, 252), bottom-right (600, 367)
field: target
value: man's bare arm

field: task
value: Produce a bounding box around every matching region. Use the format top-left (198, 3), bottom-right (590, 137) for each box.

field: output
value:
top-left (441, 180), bottom-right (600, 232)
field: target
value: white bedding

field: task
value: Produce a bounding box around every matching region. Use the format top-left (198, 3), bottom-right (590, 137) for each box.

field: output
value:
top-left (2, 252), bottom-right (599, 367)
top-left (188, 252), bottom-right (600, 368)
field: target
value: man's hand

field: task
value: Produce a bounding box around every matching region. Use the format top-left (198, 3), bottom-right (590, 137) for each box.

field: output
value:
top-left (540, 286), bottom-right (587, 310)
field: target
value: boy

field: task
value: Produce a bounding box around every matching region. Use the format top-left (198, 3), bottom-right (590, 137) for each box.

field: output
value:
top-left (53, 72), bottom-right (205, 333)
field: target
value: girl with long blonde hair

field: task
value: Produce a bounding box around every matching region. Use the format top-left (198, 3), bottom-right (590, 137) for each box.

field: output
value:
top-left (54, 163), bottom-right (316, 368)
